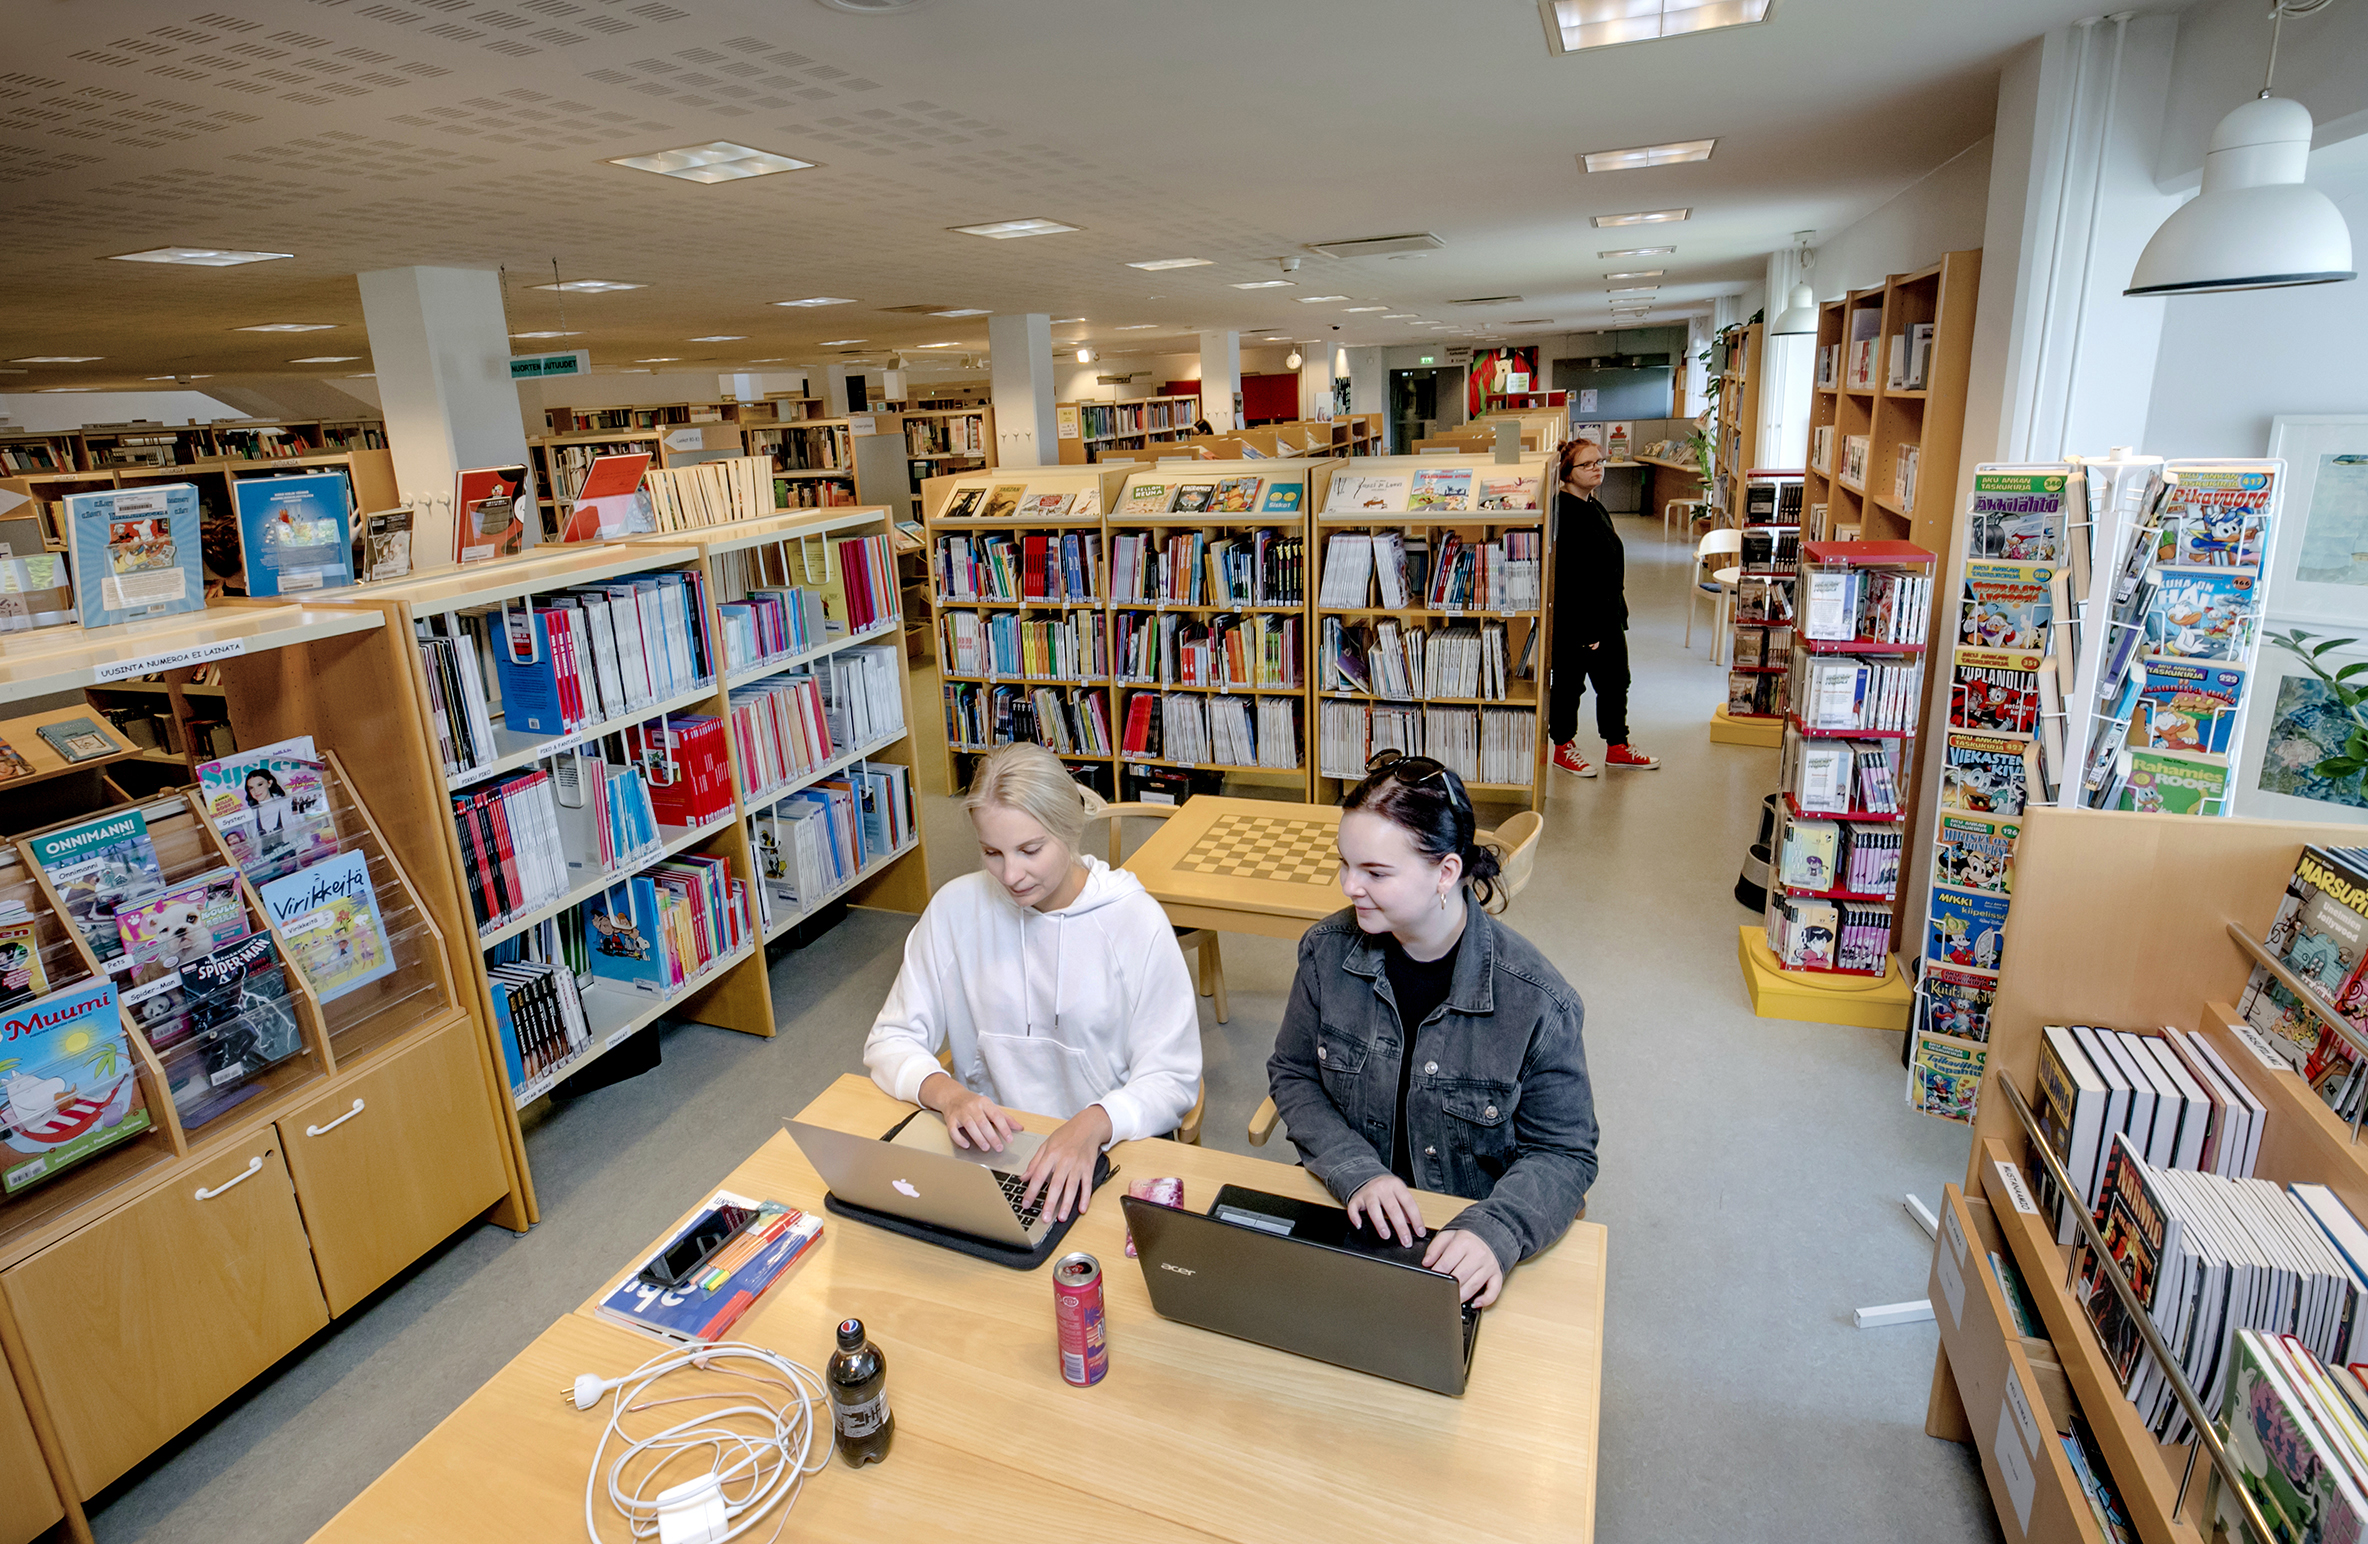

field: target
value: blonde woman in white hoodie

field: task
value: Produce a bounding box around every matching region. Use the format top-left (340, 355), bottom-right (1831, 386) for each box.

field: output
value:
top-left (864, 744), bottom-right (1202, 1223)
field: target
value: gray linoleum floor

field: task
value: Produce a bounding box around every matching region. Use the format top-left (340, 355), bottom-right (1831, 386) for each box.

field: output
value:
top-left (81, 506), bottom-right (1999, 1544)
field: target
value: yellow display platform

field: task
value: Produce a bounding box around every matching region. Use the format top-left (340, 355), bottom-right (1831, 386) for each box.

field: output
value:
top-left (1736, 926), bottom-right (1913, 1031)
top-left (1709, 705), bottom-right (1784, 747)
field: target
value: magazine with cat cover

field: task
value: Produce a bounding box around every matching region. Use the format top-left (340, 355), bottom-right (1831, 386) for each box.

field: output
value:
top-left (112, 867), bottom-right (248, 986)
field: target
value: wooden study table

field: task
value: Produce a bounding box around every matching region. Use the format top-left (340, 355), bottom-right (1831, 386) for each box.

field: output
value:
top-left (313, 1075), bottom-right (1607, 1544)
top-left (1118, 794), bottom-right (1346, 942)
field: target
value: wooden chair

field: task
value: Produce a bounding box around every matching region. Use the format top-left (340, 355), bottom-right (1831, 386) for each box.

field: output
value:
top-left (1685, 527), bottom-right (1743, 662)
top-left (936, 1044), bottom-right (1206, 1145)
top-left (1093, 802), bottom-right (1227, 1024)
top-left (1249, 813), bottom-right (1545, 1147)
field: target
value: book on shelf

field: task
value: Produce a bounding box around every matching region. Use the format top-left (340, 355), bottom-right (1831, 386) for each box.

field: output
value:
top-left (1940, 732), bottom-right (2036, 818)
top-left (0, 978), bottom-right (152, 1197)
top-left (450, 769), bottom-right (572, 933)
top-left (1816, 343), bottom-right (1840, 389)
top-left (1916, 964), bottom-right (1997, 1045)
top-left (1799, 658), bottom-right (1923, 733)
top-left (1325, 474), bottom-right (1410, 513)
top-left (582, 852), bottom-right (747, 994)
top-left (35, 717), bottom-right (119, 763)
top-left (454, 464), bottom-right (533, 566)
top-left (232, 471), bottom-right (355, 596)
top-left (255, 848), bottom-right (395, 1004)
top-left (1810, 425), bottom-right (1833, 473)
top-left (1960, 560), bottom-right (2054, 651)
top-left (1838, 435), bottom-right (1869, 487)
top-left (1844, 307), bottom-right (1881, 388)
top-left (2131, 658), bottom-right (2245, 756)
top-left (359, 507), bottom-right (414, 583)
top-left (1927, 885), bottom-right (2006, 973)
top-left (1727, 670), bottom-right (1784, 717)
top-left (1906, 1028), bottom-right (1985, 1122)
top-left (67, 482), bottom-right (206, 630)
top-left (1892, 444), bottom-right (1920, 509)
top-left (2104, 745), bottom-right (2230, 816)
top-left (0, 914), bottom-right (44, 1013)
top-left (1933, 814), bottom-right (2016, 895)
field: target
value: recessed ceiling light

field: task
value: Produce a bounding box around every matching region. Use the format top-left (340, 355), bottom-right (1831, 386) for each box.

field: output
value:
top-left (1231, 280), bottom-right (1296, 289)
top-left (1600, 246), bottom-right (1677, 258)
top-left (1051, 317), bottom-right (1086, 324)
top-left (1127, 258), bottom-right (1211, 270)
top-left (289, 355), bottom-right (362, 363)
top-left (914, 341), bottom-right (961, 348)
top-left (1593, 209), bottom-right (1690, 227)
top-left (1608, 287), bottom-right (1660, 296)
top-left (1581, 138), bottom-right (1717, 173)
top-left (511, 330), bottom-right (583, 339)
top-left (1114, 324), bottom-right (1159, 331)
top-left (688, 335), bottom-right (748, 342)
top-left (775, 296), bottom-right (856, 307)
top-left (235, 323), bottom-right (338, 332)
top-left (1342, 306), bottom-right (1390, 312)
top-left (929, 308), bottom-right (990, 318)
top-left (747, 357), bottom-right (785, 363)
top-left (949, 218), bottom-right (1079, 239)
top-left (1296, 295), bottom-right (1351, 303)
top-left (348, 373), bottom-right (376, 379)
top-left (818, 338), bottom-right (867, 346)
top-left (1604, 270), bottom-right (1666, 280)
top-left (816, 0), bottom-right (931, 14)
top-left (109, 247), bottom-right (293, 267)
top-left (1381, 314), bottom-right (1419, 320)
top-left (531, 280), bottom-right (643, 293)
top-left (144, 374), bottom-right (213, 380)
top-left (1544, 0), bottom-right (1770, 54)
top-left (12, 355), bottom-right (103, 363)
top-left (39, 387), bottom-right (94, 393)
top-left (637, 357), bottom-right (680, 362)
top-left (607, 141), bottom-right (816, 183)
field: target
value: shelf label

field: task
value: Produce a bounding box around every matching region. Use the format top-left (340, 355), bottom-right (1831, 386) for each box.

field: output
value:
top-left (94, 636), bottom-right (247, 683)
top-left (1992, 1393), bottom-right (2037, 1533)
top-left (1991, 1161), bottom-right (2039, 1216)
top-left (2003, 1373), bottom-right (2042, 1461)
top-left (663, 428), bottom-right (705, 452)
top-left (1933, 1219), bottom-right (1965, 1329)
top-left (2225, 1016), bottom-right (2289, 1071)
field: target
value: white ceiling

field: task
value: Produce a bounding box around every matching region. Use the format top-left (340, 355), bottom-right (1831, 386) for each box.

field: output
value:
top-left (1, 0), bottom-right (2124, 394)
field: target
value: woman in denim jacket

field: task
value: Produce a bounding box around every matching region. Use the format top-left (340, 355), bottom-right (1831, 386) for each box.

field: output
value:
top-left (1266, 752), bottom-right (1598, 1307)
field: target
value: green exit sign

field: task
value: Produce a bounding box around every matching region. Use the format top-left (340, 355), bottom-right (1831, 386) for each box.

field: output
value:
top-left (1420, 355), bottom-right (1435, 365)
top-left (510, 349), bottom-right (590, 380)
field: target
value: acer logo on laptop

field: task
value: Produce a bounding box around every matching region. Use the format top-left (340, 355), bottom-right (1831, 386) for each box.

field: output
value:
top-left (1159, 1262), bottom-right (1196, 1276)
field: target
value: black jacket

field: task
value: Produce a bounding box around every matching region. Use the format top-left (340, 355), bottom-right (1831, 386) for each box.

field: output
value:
top-left (1554, 490), bottom-right (1627, 647)
top-left (1266, 896), bottom-right (1599, 1272)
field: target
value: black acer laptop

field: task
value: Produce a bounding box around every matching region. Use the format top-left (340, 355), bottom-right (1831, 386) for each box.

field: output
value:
top-left (1122, 1183), bottom-right (1483, 1396)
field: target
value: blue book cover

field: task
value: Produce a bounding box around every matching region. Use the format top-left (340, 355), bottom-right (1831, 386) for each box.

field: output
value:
top-left (233, 472), bottom-right (354, 597)
top-left (594, 1194), bottom-right (824, 1344)
top-left (586, 876), bottom-right (664, 992)
top-left (488, 980), bottom-right (526, 1096)
top-left (67, 483), bottom-right (206, 629)
top-left (1261, 482), bottom-right (1304, 514)
top-left (1, 978), bottom-right (153, 1195)
top-left (1927, 887), bottom-right (2010, 973)
top-left (495, 606), bottom-right (568, 736)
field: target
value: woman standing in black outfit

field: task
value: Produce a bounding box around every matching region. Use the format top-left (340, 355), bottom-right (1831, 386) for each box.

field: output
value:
top-left (1549, 437), bottom-right (1658, 776)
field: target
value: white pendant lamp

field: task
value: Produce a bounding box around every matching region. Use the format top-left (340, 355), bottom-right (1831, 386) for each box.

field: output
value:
top-left (1768, 231), bottom-right (1819, 334)
top-left (2126, 3), bottom-right (2355, 296)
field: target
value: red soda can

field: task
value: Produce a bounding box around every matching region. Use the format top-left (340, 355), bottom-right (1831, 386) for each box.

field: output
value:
top-left (1052, 1251), bottom-right (1108, 1387)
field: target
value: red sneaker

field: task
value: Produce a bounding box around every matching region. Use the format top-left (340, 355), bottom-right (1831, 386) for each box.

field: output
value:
top-left (1606, 743), bottom-right (1660, 769)
top-left (1551, 742), bottom-right (1596, 777)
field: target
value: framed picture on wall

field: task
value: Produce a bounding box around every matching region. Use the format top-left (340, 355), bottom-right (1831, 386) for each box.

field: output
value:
top-left (2231, 626), bottom-right (2368, 822)
top-left (2264, 415), bottom-right (2368, 623)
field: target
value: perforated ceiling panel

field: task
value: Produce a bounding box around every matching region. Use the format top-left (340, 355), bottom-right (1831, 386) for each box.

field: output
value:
top-left (2, 0), bottom-right (2110, 385)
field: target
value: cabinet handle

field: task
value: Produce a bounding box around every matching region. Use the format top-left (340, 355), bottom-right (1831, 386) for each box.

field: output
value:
top-left (195, 1156), bottom-right (264, 1201)
top-left (306, 1098), bottom-right (366, 1137)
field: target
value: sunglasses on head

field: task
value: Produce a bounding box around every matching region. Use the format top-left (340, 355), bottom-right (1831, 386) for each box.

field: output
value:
top-left (1364, 748), bottom-right (1465, 807)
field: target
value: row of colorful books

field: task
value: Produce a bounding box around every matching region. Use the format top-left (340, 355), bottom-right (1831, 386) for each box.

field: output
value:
top-left (933, 531), bottom-right (1103, 604)
top-left (942, 683), bottom-right (1112, 759)
top-left (1116, 476), bottom-right (1305, 517)
top-left (1120, 692), bottom-right (1301, 771)
top-left (749, 763), bottom-right (917, 923)
top-left (1118, 612), bottom-right (1301, 691)
top-left (493, 571), bottom-right (714, 740)
top-left (941, 611), bottom-right (1106, 682)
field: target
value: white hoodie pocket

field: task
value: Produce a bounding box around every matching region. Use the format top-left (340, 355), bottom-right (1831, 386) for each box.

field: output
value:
top-left (974, 1030), bottom-right (1117, 1123)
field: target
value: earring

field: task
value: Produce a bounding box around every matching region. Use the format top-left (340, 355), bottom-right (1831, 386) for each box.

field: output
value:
top-left (1439, 890), bottom-right (1449, 913)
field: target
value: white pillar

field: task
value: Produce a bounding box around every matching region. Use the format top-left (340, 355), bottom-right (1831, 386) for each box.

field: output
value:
top-left (1296, 346), bottom-right (1332, 421)
top-left (1196, 330), bottom-right (1241, 430)
top-left (357, 266), bottom-right (532, 566)
top-left (1757, 247), bottom-right (1814, 471)
top-left (819, 365), bottom-right (853, 417)
top-left (989, 313), bottom-right (1057, 467)
top-left (1346, 346), bottom-right (1386, 415)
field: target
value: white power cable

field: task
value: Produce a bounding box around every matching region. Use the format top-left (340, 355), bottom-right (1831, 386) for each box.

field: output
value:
top-left (567, 1342), bottom-right (834, 1544)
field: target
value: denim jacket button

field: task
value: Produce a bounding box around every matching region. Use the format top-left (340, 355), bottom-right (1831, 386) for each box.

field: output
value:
top-left (1483, 1104), bottom-right (1499, 1119)
top-left (1317, 1045), bottom-right (1327, 1061)
top-left (1424, 1061), bottom-right (1438, 1075)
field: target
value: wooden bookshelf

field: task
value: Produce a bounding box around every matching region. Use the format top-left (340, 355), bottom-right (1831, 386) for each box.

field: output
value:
top-left (1803, 250), bottom-right (1981, 556)
top-left (1928, 806), bottom-right (2368, 1544)
top-left (3, 453), bottom-right (400, 574)
top-left (744, 414), bottom-right (911, 517)
top-left (57, 417), bottom-right (388, 474)
top-left (530, 426), bottom-right (745, 540)
top-left (1312, 452), bottom-right (1554, 812)
top-left (1715, 323), bottom-right (1764, 521)
top-left (544, 399), bottom-right (785, 436)
top-left (0, 606), bottom-right (513, 1534)
top-left (1055, 394), bottom-right (1202, 464)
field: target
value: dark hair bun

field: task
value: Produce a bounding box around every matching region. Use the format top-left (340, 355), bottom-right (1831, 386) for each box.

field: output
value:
top-left (1340, 763), bottom-right (1506, 912)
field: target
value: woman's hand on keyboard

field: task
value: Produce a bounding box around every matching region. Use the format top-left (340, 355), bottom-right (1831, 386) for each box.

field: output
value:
top-left (1021, 1104), bottom-right (1114, 1222)
top-left (1422, 1229), bottom-right (1506, 1307)
top-left (921, 1073), bottom-right (1018, 1153)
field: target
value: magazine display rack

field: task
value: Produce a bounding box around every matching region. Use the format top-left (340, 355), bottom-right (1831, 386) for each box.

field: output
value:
top-left (1313, 453), bottom-right (1554, 810)
top-left (1718, 474), bottom-right (1806, 746)
top-left (1741, 540), bottom-right (1935, 1029)
top-left (1926, 806), bottom-right (2368, 1544)
top-left (919, 462), bottom-right (1150, 799)
top-left (0, 761), bottom-right (504, 1537)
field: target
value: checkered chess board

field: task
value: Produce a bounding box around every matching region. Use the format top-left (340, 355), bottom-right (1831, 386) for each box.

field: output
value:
top-left (1174, 812), bottom-right (1341, 888)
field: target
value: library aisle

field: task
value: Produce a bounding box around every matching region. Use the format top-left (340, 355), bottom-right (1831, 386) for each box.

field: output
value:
top-left (66, 510), bottom-right (1991, 1544)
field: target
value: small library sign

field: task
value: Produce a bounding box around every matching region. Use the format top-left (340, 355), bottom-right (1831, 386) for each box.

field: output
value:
top-left (510, 349), bottom-right (590, 381)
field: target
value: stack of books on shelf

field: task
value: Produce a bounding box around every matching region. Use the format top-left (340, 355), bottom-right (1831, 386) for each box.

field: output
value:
top-left (1811, 424), bottom-right (1834, 474)
top-left (728, 677), bottom-right (833, 799)
top-left (904, 413), bottom-right (987, 458)
top-left (1816, 342), bottom-right (1840, 390)
top-left (1803, 565), bottom-right (1932, 646)
top-left (1311, 704), bottom-right (1533, 785)
top-left (943, 683), bottom-right (1111, 758)
top-left (1767, 891), bottom-right (1891, 974)
top-left (933, 531), bottom-right (1103, 603)
top-left (1791, 739), bottom-right (1900, 815)
top-left (1886, 323), bottom-right (1935, 391)
top-left (1893, 443), bottom-right (1922, 509)
top-left (944, 611), bottom-right (1107, 681)
top-left (1845, 307), bottom-right (1882, 388)
top-left (643, 458), bottom-right (770, 530)
top-left (1796, 656), bottom-right (1923, 733)
top-left (1776, 818), bottom-right (1900, 899)
top-left (1839, 434), bottom-right (1870, 487)
top-left (448, 768), bottom-right (575, 933)
top-left (750, 762), bottom-right (917, 923)
top-left (715, 585), bottom-right (830, 674)
top-left (485, 573), bottom-right (714, 741)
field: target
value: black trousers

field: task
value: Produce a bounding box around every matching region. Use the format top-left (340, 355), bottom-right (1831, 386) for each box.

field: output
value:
top-left (1548, 628), bottom-right (1630, 746)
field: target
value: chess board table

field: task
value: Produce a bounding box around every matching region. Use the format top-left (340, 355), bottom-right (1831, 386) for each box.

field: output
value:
top-left (1119, 796), bottom-right (1348, 941)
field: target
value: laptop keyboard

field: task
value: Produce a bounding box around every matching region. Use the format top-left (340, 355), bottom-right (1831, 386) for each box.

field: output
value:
top-left (993, 1169), bottom-right (1047, 1228)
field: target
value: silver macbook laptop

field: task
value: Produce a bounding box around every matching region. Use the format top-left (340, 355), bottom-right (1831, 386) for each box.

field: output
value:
top-left (785, 1113), bottom-right (1056, 1248)
top-left (1123, 1184), bottom-right (1482, 1396)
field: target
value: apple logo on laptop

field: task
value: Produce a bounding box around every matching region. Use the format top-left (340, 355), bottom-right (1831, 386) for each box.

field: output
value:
top-left (892, 1179), bottom-right (919, 1198)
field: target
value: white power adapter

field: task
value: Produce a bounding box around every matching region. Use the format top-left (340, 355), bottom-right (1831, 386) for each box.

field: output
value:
top-left (655, 1473), bottom-right (731, 1544)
